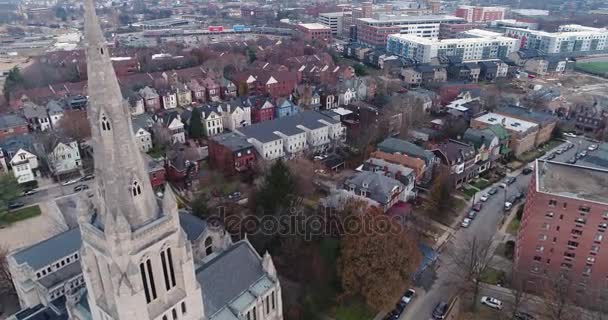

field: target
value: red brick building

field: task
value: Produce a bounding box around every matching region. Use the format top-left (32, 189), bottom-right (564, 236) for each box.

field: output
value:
top-left (248, 97), bottom-right (275, 123)
top-left (454, 5), bottom-right (505, 23)
top-left (209, 132), bottom-right (256, 175)
top-left (0, 114), bottom-right (29, 140)
top-left (143, 153), bottom-right (166, 188)
top-left (296, 23), bottom-right (332, 42)
top-left (516, 160), bottom-right (608, 302)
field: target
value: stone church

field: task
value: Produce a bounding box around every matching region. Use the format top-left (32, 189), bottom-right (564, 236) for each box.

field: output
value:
top-left (6, 0), bottom-right (283, 319)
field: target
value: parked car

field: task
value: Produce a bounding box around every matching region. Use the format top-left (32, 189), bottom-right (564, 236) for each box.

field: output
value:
top-left (467, 211), bottom-right (477, 220)
top-left (480, 296), bottom-right (503, 310)
top-left (504, 201), bottom-right (513, 211)
top-left (472, 203), bottom-right (482, 212)
top-left (506, 177), bottom-right (516, 185)
top-left (564, 132), bottom-right (577, 138)
top-left (432, 301), bottom-right (448, 319)
top-left (228, 191), bottom-right (241, 200)
top-left (566, 143), bottom-right (574, 150)
top-left (522, 167), bottom-right (533, 175)
top-left (487, 187), bottom-right (498, 195)
top-left (383, 310), bottom-right (399, 320)
top-left (8, 201), bottom-right (25, 210)
top-left (401, 289), bottom-right (416, 304)
top-left (23, 189), bottom-right (37, 196)
top-left (515, 191), bottom-right (525, 201)
top-left (567, 157), bottom-right (577, 164)
top-left (555, 148), bottom-right (565, 155)
top-left (62, 178), bottom-right (81, 186)
top-left (514, 311), bottom-right (535, 320)
top-left (461, 218), bottom-right (472, 228)
top-left (480, 194), bottom-right (489, 202)
top-left (580, 150), bottom-right (588, 157)
top-left (81, 174), bottom-right (95, 181)
top-left (74, 184), bottom-right (89, 192)
top-left (546, 153), bottom-right (556, 160)
top-left (588, 144), bottom-right (598, 151)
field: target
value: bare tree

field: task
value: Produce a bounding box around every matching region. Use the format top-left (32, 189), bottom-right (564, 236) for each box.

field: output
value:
top-left (506, 271), bottom-right (531, 318)
top-left (448, 236), bottom-right (495, 311)
top-left (543, 274), bottom-right (576, 320)
top-left (0, 245), bottom-right (15, 296)
top-left (58, 110), bottom-right (91, 142)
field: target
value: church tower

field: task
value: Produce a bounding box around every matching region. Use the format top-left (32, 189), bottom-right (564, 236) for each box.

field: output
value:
top-left (78, 0), bottom-right (205, 319)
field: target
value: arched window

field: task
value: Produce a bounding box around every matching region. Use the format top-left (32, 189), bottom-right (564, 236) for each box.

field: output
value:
top-left (204, 237), bottom-right (213, 255)
top-left (101, 114), bottom-right (111, 131)
top-left (100, 47), bottom-right (104, 55)
top-left (132, 181), bottom-right (142, 196)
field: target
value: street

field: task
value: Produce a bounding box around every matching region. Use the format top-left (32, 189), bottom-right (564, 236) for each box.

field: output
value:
top-left (18, 178), bottom-right (96, 207)
top-left (401, 138), bottom-right (590, 320)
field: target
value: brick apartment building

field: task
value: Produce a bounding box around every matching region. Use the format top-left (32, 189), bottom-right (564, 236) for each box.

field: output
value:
top-left (209, 132), bottom-right (256, 175)
top-left (296, 23), bottom-right (332, 41)
top-left (454, 5), bottom-right (506, 23)
top-left (516, 160), bottom-right (608, 302)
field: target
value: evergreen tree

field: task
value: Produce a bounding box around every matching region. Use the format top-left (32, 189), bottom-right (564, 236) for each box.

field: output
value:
top-left (3, 67), bottom-right (23, 103)
top-left (0, 174), bottom-right (22, 214)
top-left (189, 108), bottom-right (204, 138)
top-left (255, 160), bottom-right (295, 215)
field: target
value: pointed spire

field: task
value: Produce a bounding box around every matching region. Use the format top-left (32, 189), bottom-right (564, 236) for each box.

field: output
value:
top-left (84, 0), bottom-right (160, 231)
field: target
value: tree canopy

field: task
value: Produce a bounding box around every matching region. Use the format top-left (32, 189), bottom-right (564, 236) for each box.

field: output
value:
top-left (424, 170), bottom-right (454, 221)
top-left (337, 207), bottom-right (421, 310)
top-left (0, 174), bottom-right (22, 214)
top-left (188, 108), bottom-right (204, 139)
top-left (255, 160), bottom-right (296, 215)
top-left (3, 66), bottom-right (23, 103)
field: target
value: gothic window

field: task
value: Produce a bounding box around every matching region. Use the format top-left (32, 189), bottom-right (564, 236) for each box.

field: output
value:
top-left (139, 262), bottom-right (151, 303)
top-left (160, 250), bottom-right (170, 291)
top-left (146, 259), bottom-right (157, 300)
top-left (204, 237), bottom-right (213, 255)
top-left (101, 114), bottom-right (111, 131)
top-left (161, 248), bottom-right (176, 291)
top-left (181, 302), bottom-right (186, 314)
top-left (100, 47), bottom-right (104, 55)
top-left (132, 181), bottom-right (142, 197)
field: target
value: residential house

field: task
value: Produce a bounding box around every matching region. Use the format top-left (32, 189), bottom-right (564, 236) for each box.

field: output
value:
top-left (46, 100), bottom-right (64, 129)
top-left (573, 104), bottom-right (607, 135)
top-left (200, 77), bottom-right (221, 101)
top-left (188, 79), bottom-right (206, 102)
top-left (343, 171), bottom-right (406, 212)
top-left (495, 105), bottom-right (557, 148)
top-left (236, 111), bottom-right (344, 160)
top-left (462, 128), bottom-right (500, 173)
top-left (447, 62), bottom-right (481, 82)
top-left (247, 97), bottom-right (275, 123)
top-left (209, 132), bottom-right (256, 175)
top-left (445, 89), bottom-right (482, 120)
top-left (402, 65), bottom-right (447, 86)
top-left (369, 150), bottom-right (427, 185)
top-left (293, 85), bottom-right (322, 110)
top-left (217, 99), bottom-right (251, 132)
top-left (166, 146), bottom-right (206, 183)
top-left (126, 92), bottom-right (145, 116)
top-left (131, 115), bottom-right (154, 152)
top-left (0, 135), bottom-right (39, 184)
top-left (377, 138), bottom-right (436, 185)
top-left (275, 98), bottom-right (299, 118)
top-left (138, 86), bottom-right (161, 111)
top-left (159, 87), bottom-right (178, 110)
top-left (233, 70), bottom-right (298, 99)
top-left (22, 101), bottom-right (51, 131)
top-left (200, 106), bottom-right (224, 137)
top-left (319, 89), bottom-right (339, 109)
top-left (479, 60), bottom-right (509, 81)
top-left (219, 77), bottom-right (237, 99)
top-left (0, 114), bottom-right (29, 140)
top-left (430, 139), bottom-right (478, 188)
top-left (361, 157), bottom-right (416, 200)
top-left (161, 111), bottom-right (186, 144)
top-left (400, 89), bottom-right (436, 112)
top-left (485, 124), bottom-right (511, 157)
top-left (142, 152), bottom-right (166, 188)
top-left (46, 136), bottom-right (81, 176)
top-left (175, 82), bottom-right (193, 107)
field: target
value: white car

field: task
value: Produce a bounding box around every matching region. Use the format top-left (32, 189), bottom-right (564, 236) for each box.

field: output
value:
top-left (461, 218), bottom-right (472, 228)
top-left (588, 144), bottom-right (598, 151)
top-left (61, 178), bottom-right (81, 186)
top-left (401, 289), bottom-right (416, 304)
top-left (564, 132), bottom-right (577, 138)
top-left (480, 194), bottom-right (489, 202)
top-left (480, 296), bottom-right (503, 310)
top-left (504, 202), bottom-right (513, 210)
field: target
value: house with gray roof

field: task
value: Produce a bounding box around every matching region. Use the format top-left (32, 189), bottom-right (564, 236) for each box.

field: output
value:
top-left (462, 128), bottom-right (500, 173)
top-left (46, 100), bottom-right (65, 129)
top-left (361, 157), bottom-right (416, 200)
top-left (22, 101), bottom-right (51, 131)
top-left (235, 111), bottom-right (345, 160)
top-left (343, 171), bottom-right (407, 212)
top-left (377, 137), bottom-right (435, 184)
top-left (430, 139), bottom-right (478, 188)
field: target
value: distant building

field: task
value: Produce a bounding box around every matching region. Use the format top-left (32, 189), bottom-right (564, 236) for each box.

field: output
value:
top-left (319, 12), bottom-right (346, 37)
top-left (376, 138), bottom-right (435, 184)
top-left (454, 5), bottom-right (506, 22)
top-left (505, 25), bottom-right (608, 56)
top-left (209, 132), bottom-right (256, 175)
top-left (0, 114), bottom-right (29, 140)
top-left (297, 23), bottom-right (332, 41)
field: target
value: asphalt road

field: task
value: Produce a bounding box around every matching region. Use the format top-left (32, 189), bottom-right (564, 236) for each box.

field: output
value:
top-left (400, 138), bottom-right (586, 320)
top-left (17, 179), bottom-right (96, 207)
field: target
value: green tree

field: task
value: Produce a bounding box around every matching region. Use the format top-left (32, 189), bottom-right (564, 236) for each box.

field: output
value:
top-left (0, 174), bottom-right (22, 214)
top-left (246, 47), bottom-right (257, 63)
top-left (255, 160), bottom-right (295, 215)
top-left (3, 67), bottom-right (23, 103)
top-left (353, 64), bottom-right (368, 77)
top-left (424, 170), bottom-right (454, 221)
top-left (189, 108), bottom-right (204, 138)
top-left (191, 194), bottom-right (208, 218)
top-left (337, 207), bottom-right (421, 310)
top-left (552, 126), bottom-right (564, 140)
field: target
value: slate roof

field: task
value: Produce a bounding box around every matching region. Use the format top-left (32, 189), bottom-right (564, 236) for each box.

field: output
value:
top-left (435, 140), bottom-right (476, 162)
top-left (211, 132), bottom-right (253, 152)
top-left (179, 212), bottom-right (208, 242)
top-left (377, 138), bottom-right (434, 165)
top-left (22, 102), bottom-right (48, 119)
top-left (46, 100), bottom-right (65, 115)
top-left (195, 241), bottom-right (268, 318)
top-left (345, 171), bottom-right (404, 205)
top-left (12, 228), bottom-right (81, 270)
top-left (463, 128), bottom-right (497, 149)
top-left (0, 134), bottom-right (35, 155)
top-left (131, 113), bottom-right (154, 131)
top-left (237, 110), bottom-right (339, 143)
top-left (0, 113), bottom-right (27, 129)
top-left (38, 262), bottom-right (82, 289)
top-left (497, 105), bottom-right (557, 125)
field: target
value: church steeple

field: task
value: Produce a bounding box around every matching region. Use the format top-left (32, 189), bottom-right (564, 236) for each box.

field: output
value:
top-left (84, 0), bottom-right (159, 230)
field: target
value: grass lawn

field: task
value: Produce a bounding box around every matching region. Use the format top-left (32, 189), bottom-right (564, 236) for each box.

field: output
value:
top-left (462, 186), bottom-right (479, 199)
top-left (335, 303), bottom-right (375, 320)
top-left (471, 178), bottom-right (491, 190)
top-left (576, 61), bottom-right (608, 75)
top-left (480, 267), bottom-right (506, 285)
top-left (507, 217), bottom-right (521, 236)
top-left (517, 149), bottom-right (544, 163)
top-left (0, 205), bottom-right (41, 226)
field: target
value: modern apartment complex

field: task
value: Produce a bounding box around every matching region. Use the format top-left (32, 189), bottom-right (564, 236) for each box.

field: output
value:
top-left (355, 14), bottom-right (465, 47)
top-left (516, 161), bottom-right (608, 300)
top-left (454, 5), bottom-right (506, 22)
top-left (505, 24), bottom-right (608, 55)
top-left (387, 29), bottom-right (519, 63)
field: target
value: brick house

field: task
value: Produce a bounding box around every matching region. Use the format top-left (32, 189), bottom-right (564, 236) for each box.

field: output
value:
top-left (143, 153), bottom-right (166, 188)
top-left (209, 132), bottom-right (256, 175)
top-left (245, 96), bottom-right (275, 123)
top-left (0, 114), bottom-right (29, 140)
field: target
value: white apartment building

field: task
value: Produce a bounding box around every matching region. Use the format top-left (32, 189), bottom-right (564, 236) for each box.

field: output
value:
top-left (319, 12), bottom-right (345, 37)
top-left (505, 24), bottom-right (608, 54)
top-left (236, 111), bottom-right (345, 161)
top-left (387, 29), bottom-right (520, 63)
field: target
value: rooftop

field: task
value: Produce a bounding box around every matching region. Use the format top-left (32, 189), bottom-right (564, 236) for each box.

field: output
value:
top-left (236, 111), bottom-right (339, 143)
top-left (389, 28), bottom-right (516, 44)
top-left (536, 160), bottom-right (608, 204)
top-left (298, 23), bottom-right (331, 30)
top-left (474, 112), bottom-right (538, 133)
top-left (359, 14), bottom-right (462, 24)
top-left (210, 132), bottom-right (253, 152)
top-left (11, 228), bottom-right (81, 271)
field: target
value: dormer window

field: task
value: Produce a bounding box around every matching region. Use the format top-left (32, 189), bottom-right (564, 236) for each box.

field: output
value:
top-left (132, 181), bottom-right (142, 196)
